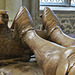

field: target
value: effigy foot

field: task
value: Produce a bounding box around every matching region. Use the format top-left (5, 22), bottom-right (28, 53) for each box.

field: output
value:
top-left (10, 6), bottom-right (35, 56)
top-left (42, 7), bottom-right (75, 47)
top-left (12, 6), bottom-right (35, 47)
top-left (42, 7), bottom-right (60, 32)
top-left (13, 6), bottom-right (34, 36)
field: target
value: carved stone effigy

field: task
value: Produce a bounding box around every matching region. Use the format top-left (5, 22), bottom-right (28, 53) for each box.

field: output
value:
top-left (14, 6), bottom-right (75, 75)
top-left (42, 7), bottom-right (75, 47)
top-left (0, 6), bottom-right (75, 75)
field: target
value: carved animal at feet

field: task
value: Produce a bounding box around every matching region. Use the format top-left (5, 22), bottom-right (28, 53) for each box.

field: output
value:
top-left (0, 10), bottom-right (33, 61)
top-left (42, 7), bottom-right (75, 47)
top-left (16, 6), bottom-right (75, 75)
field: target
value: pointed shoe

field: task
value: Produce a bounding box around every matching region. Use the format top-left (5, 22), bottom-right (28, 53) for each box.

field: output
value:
top-left (11, 6), bottom-right (34, 38)
top-left (42, 7), bottom-right (60, 35)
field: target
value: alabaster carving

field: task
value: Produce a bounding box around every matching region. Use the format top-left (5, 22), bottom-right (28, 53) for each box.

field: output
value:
top-left (0, 6), bottom-right (75, 75)
top-left (15, 6), bottom-right (75, 75)
top-left (42, 7), bottom-right (75, 47)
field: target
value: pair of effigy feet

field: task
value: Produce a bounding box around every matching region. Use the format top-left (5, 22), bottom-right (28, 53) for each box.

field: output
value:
top-left (0, 6), bottom-right (75, 75)
top-left (12, 6), bottom-right (75, 75)
top-left (13, 6), bottom-right (75, 47)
